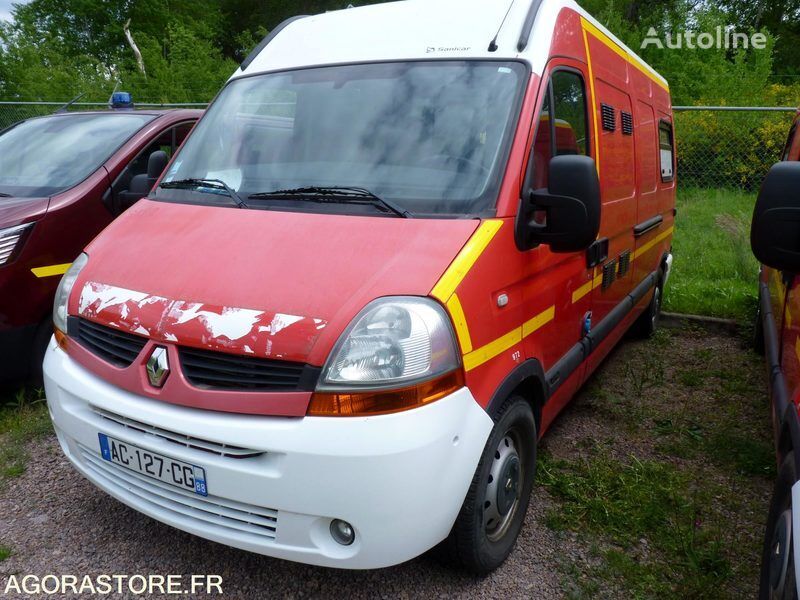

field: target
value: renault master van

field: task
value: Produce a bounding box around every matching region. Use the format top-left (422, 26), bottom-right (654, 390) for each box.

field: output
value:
top-left (43, 0), bottom-right (676, 573)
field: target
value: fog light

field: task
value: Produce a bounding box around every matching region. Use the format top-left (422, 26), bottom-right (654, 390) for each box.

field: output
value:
top-left (330, 519), bottom-right (355, 546)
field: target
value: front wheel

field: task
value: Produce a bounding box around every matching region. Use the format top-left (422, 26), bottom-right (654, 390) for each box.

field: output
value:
top-left (760, 452), bottom-right (798, 600)
top-left (438, 395), bottom-right (537, 574)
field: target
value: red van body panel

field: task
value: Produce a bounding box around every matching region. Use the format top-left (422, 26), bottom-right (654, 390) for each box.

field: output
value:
top-left (0, 109), bottom-right (202, 381)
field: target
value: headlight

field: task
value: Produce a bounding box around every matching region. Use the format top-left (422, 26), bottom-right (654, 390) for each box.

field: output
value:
top-left (0, 223), bottom-right (34, 266)
top-left (53, 253), bottom-right (88, 332)
top-left (310, 297), bottom-right (464, 416)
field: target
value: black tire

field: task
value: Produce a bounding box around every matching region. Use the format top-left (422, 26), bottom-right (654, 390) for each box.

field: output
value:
top-left (760, 452), bottom-right (798, 600)
top-left (437, 395), bottom-right (537, 574)
top-left (28, 318), bottom-right (53, 387)
top-left (754, 302), bottom-right (766, 356)
top-left (634, 271), bottom-right (664, 338)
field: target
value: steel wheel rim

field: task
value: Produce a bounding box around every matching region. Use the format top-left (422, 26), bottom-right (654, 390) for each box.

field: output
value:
top-left (769, 509), bottom-right (793, 599)
top-left (483, 429), bottom-right (525, 542)
top-left (652, 286), bottom-right (662, 328)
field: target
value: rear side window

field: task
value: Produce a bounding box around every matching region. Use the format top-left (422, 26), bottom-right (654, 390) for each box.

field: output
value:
top-left (659, 120), bottom-right (675, 182)
top-left (531, 70), bottom-right (590, 189)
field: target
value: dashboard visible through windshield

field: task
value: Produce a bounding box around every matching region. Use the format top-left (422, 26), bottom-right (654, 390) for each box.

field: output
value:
top-left (155, 61), bottom-right (528, 217)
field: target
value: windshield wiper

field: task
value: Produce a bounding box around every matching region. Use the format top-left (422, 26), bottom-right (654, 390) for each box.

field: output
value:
top-left (248, 186), bottom-right (412, 218)
top-left (159, 178), bottom-right (248, 209)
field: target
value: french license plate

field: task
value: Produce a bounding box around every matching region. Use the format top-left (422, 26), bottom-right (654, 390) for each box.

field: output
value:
top-left (98, 433), bottom-right (208, 496)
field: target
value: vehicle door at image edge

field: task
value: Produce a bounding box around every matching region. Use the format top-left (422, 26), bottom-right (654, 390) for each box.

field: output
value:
top-left (757, 119), bottom-right (800, 427)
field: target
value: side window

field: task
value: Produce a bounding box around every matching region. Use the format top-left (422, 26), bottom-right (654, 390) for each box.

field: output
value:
top-left (659, 120), bottom-right (675, 182)
top-left (110, 122), bottom-right (194, 215)
top-left (531, 70), bottom-right (589, 189)
top-left (551, 71), bottom-right (588, 157)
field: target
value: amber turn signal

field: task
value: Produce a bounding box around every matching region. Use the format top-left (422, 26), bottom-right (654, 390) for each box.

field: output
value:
top-left (54, 327), bottom-right (69, 351)
top-left (307, 369), bottom-right (465, 417)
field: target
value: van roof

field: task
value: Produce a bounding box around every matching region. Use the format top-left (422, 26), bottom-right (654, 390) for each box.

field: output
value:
top-left (234, 0), bottom-right (668, 90)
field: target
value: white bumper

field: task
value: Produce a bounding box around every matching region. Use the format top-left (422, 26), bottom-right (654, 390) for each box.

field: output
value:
top-left (43, 341), bottom-right (493, 569)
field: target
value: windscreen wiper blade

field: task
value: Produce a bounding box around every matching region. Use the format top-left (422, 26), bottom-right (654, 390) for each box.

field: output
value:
top-left (159, 178), bottom-right (248, 209)
top-left (248, 186), bottom-right (412, 218)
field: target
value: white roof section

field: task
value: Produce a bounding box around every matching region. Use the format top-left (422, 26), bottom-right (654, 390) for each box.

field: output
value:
top-left (232, 0), bottom-right (667, 89)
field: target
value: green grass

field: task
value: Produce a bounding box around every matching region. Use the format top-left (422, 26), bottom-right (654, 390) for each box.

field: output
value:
top-left (0, 386), bottom-right (51, 485)
top-left (0, 545), bottom-right (11, 561)
top-left (540, 452), bottom-right (731, 598)
top-left (665, 187), bottom-right (760, 322)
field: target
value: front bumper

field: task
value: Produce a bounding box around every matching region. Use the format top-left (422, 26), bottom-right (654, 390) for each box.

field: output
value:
top-left (44, 340), bottom-right (493, 569)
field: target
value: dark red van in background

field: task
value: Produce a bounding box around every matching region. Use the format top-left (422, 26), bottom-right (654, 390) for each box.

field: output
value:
top-left (0, 107), bottom-right (201, 382)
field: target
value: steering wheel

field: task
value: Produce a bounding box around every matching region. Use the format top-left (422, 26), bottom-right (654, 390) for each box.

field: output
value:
top-left (420, 154), bottom-right (490, 174)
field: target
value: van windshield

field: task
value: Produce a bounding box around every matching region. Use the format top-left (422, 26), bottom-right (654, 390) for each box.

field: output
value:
top-left (156, 61), bottom-right (527, 217)
top-left (0, 113), bottom-right (156, 198)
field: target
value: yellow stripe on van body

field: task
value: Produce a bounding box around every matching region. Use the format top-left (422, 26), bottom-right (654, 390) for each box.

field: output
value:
top-left (31, 263), bottom-right (71, 278)
top-left (447, 294), bottom-right (473, 354)
top-left (522, 305), bottom-right (556, 338)
top-left (572, 269), bottom-right (605, 304)
top-left (463, 306), bottom-right (555, 372)
top-left (431, 220), bottom-right (503, 302)
top-left (580, 17), bottom-right (670, 93)
top-left (633, 226), bottom-right (675, 261)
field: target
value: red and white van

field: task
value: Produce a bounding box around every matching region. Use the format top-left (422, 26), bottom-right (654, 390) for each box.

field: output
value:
top-left (43, 0), bottom-right (676, 572)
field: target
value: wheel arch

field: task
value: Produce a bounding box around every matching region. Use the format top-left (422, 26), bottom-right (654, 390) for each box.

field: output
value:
top-left (485, 359), bottom-right (547, 435)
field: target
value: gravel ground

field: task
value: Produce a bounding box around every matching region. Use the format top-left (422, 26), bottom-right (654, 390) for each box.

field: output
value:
top-left (0, 324), bottom-right (771, 599)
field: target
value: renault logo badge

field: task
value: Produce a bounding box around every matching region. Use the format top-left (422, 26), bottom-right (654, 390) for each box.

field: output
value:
top-left (146, 346), bottom-right (169, 388)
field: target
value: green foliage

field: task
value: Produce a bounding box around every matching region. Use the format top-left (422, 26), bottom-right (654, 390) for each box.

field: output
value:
top-left (664, 188), bottom-right (760, 321)
top-left (2, 0), bottom-right (799, 105)
top-left (0, 0), bottom-right (371, 103)
top-left (676, 108), bottom-right (792, 190)
top-left (0, 386), bottom-right (51, 485)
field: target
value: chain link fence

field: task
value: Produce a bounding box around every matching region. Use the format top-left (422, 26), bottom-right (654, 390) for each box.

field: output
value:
top-left (674, 106), bottom-right (796, 191)
top-left (1, 101), bottom-right (796, 192)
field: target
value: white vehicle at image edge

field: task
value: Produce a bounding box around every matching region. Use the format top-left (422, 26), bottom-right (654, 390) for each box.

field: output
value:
top-left (43, 0), bottom-right (676, 573)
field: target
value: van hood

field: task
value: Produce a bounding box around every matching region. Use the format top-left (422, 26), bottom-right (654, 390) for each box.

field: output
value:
top-left (72, 199), bottom-right (479, 366)
top-left (0, 197), bottom-right (49, 228)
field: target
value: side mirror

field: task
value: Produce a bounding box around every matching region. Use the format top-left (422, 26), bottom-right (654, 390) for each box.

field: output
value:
top-left (515, 154), bottom-right (601, 252)
top-left (751, 162), bottom-right (800, 272)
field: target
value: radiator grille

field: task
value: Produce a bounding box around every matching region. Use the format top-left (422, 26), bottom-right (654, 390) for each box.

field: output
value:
top-left (91, 406), bottom-right (264, 459)
top-left (179, 346), bottom-right (318, 392)
top-left (78, 445), bottom-right (278, 541)
top-left (75, 318), bottom-right (147, 367)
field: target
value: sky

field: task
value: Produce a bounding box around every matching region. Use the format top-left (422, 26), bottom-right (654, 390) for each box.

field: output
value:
top-left (0, 0), bottom-right (23, 22)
